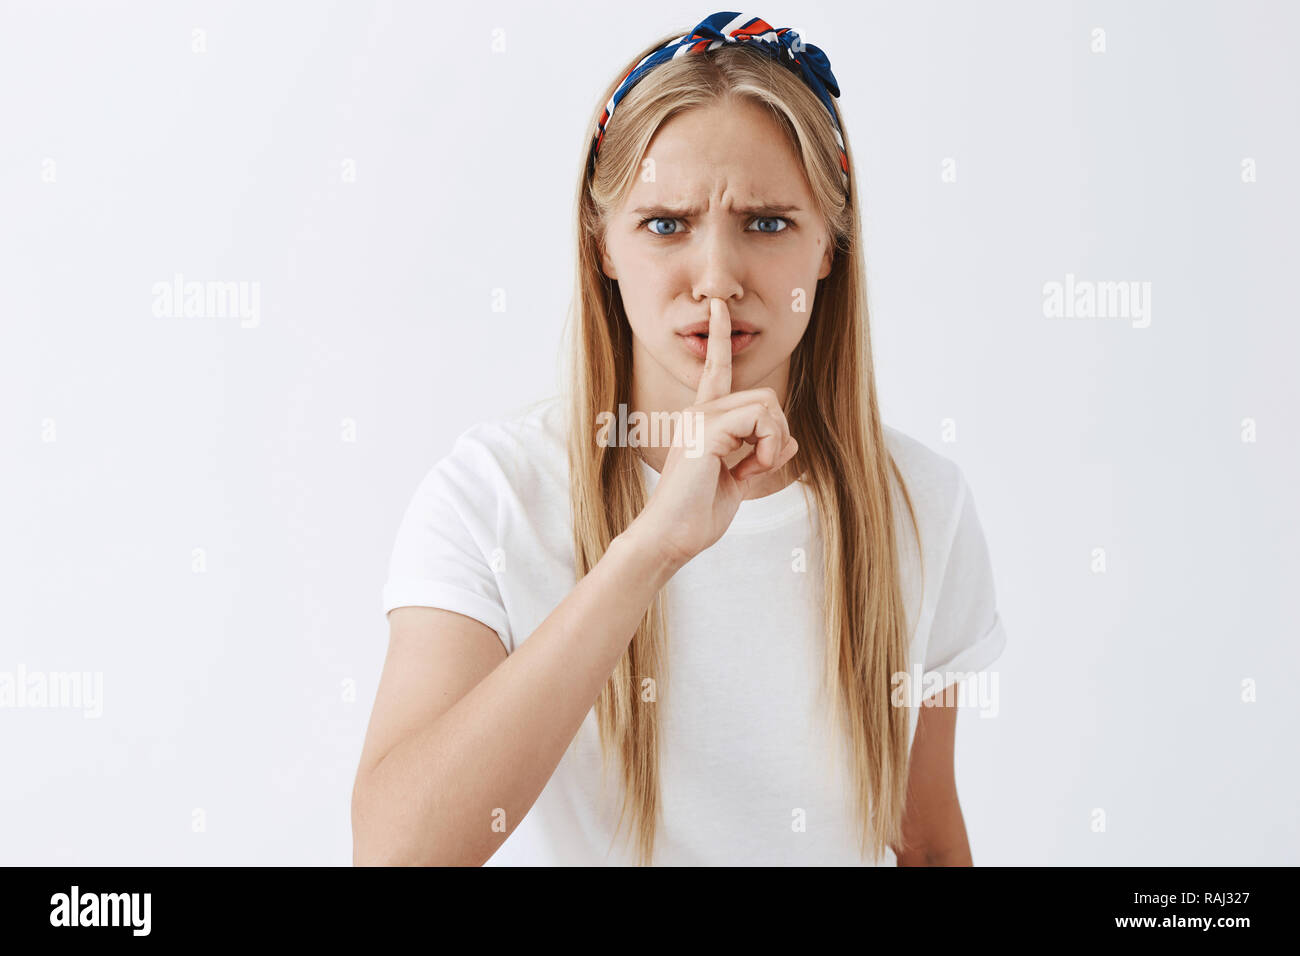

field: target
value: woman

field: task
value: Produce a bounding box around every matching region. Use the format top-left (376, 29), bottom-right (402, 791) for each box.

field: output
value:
top-left (353, 12), bottom-right (1007, 866)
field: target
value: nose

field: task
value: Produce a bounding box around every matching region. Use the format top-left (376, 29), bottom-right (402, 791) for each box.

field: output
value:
top-left (690, 224), bottom-right (744, 304)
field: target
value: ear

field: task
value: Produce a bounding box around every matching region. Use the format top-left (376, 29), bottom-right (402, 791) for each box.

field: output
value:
top-left (817, 241), bottom-right (833, 281)
top-left (601, 251), bottom-right (619, 281)
top-left (598, 234), bottom-right (619, 281)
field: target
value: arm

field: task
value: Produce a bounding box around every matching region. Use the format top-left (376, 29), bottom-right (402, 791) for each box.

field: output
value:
top-left (351, 520), bottom-right (681, 867)
top-left (891, 691), bottom-right (973, 866)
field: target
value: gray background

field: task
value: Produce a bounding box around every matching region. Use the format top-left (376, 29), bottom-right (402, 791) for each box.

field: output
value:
top-left (1, 0), bottom-right (1296, 865)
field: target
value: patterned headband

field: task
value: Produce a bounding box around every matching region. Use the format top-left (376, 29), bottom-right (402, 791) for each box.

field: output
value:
top-left (587, 11), bottom-right (849, 193)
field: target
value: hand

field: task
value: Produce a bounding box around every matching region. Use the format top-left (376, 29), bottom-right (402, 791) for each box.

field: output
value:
top-left (629, 297), bottom-right (799, 569)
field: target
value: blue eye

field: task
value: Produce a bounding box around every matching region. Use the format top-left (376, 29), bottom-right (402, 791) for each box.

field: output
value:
top-left (636, 216), bottom-right (793, 237)
top-left (639, 217), bottom-right (682, 236)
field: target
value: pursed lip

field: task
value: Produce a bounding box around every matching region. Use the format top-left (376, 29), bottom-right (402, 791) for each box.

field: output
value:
top-left (676, 317), bottom-right (760, 336)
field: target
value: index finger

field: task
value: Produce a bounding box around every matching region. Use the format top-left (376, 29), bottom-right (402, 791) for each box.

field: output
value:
top-left (694, 297), bottom-right (733, 404)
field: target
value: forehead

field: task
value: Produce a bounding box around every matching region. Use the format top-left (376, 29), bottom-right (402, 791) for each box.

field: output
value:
top-left (625, 99), bottom-right (813, 207)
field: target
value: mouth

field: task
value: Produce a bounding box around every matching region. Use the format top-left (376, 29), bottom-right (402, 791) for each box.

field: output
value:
top-left (676, 320), bottom-right (761, 336)
top-left (678, 330), bottom-right (759, 357)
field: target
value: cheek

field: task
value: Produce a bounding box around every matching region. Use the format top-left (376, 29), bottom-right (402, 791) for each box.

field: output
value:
top-left (758, 249), bottom-right (820, 312)
top-left (623, 271), bottom-right (677, 321)
top-left (618, 276), bottom-right (678, 345)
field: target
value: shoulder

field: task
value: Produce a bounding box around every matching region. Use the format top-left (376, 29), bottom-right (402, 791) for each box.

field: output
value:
top-left (879, 423), bottom-right (993, 600)
top-left (878, 425), bottom-right (994, 638)
top-left (426, 394), bottom-right (570, 506)
top-left (881, 424), bottom-right (968, 532)
top-left (448, 394), bottom-right (567, 460)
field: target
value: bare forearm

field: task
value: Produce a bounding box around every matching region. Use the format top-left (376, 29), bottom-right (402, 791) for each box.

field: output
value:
top-left (896, 838), bottom-right (972, 866)
top-left (353, 521), bottom-right (679, 866)
top-left (894, 796), bottom-right (973, 866)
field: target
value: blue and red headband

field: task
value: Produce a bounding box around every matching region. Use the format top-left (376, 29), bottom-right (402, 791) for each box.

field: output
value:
top-left (588, 11), bottom-right (849, 193)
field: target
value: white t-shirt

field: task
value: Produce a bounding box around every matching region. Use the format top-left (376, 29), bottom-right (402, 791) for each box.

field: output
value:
top-left (381, 395), bottom-right (1007, 866)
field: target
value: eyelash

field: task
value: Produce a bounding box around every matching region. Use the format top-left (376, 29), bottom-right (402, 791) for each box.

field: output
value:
top-left (636, 216), bottom-right (793, 237)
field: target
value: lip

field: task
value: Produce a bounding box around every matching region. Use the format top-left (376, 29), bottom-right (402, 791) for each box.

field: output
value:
top-left (677, 330), bottom-right (759, 358)
top-left (676, 317), bottom-right (760, 336)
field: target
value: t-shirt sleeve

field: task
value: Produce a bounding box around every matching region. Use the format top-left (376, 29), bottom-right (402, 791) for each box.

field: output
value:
top-left (381, 430), bottom-right (514, 654)
top-left (922, 470), bottom-right (1007, 684)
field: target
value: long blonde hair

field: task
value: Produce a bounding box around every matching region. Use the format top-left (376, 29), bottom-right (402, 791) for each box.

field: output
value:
top-left (564, 33), bottom-right (922, 866)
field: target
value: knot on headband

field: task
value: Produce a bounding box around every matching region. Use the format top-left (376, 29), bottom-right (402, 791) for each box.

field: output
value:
top-left (588, 11), bottom-right (849, 193)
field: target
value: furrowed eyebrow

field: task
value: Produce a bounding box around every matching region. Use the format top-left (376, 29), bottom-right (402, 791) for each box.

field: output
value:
top-left (631, 202), bottom-right (801, 217)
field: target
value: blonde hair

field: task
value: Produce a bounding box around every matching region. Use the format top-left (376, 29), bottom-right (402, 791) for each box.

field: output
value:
top-left (564, 32), bottom-right (922, 866)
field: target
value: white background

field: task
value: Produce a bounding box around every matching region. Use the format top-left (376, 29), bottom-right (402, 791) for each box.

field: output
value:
top-left (2, 0), bottom-right (1296, 865)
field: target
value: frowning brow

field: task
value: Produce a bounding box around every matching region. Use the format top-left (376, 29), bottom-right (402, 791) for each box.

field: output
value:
top-left (631, 202), bottom-right (801, 217)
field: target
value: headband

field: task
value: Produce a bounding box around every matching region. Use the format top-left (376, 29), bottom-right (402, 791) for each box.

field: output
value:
top-left (587, 11), bottom-right (849, 193)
